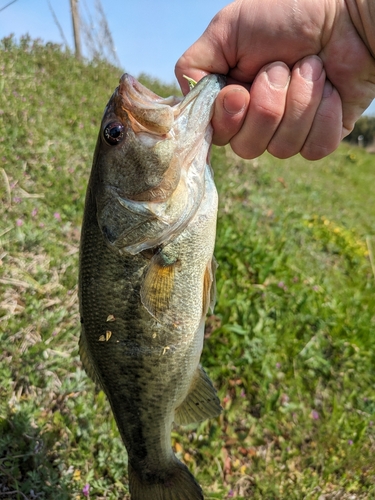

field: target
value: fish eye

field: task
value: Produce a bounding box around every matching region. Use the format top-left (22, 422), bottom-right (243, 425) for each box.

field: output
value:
top-left (103, 122), bottom-right (125, 145)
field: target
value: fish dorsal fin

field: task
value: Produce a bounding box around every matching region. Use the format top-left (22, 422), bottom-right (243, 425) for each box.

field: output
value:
top-left (202, 257), bottom-right (218, 318)
top-left (79, 329), bottom-right (102, 388)
top-left (174, 366), bottom-right (222, 426)
top-left (140, 248), bottom-right (180, 322)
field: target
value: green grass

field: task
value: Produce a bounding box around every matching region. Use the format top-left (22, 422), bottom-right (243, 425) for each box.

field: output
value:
top-left (1, 36), bottom-right (375, 499)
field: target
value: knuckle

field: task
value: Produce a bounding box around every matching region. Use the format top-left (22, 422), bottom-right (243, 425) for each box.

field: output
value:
top-left (231, 138), bottom-right (264, 160)
top-left (267, 141), bottom-right (298, 159)
top-left (301, 140), bottom-right (336, 161)
top-left (253, 102), bottom-right (284, 124)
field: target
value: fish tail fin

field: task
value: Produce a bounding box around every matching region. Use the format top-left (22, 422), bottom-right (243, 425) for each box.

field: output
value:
top-left (128, 459), bottom-right (204, 500)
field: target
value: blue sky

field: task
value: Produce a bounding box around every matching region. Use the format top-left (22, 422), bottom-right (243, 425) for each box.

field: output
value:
top-left (0, 0), bottom-right (230, 83)
top-left (1, 0), bottom-right (374, 115)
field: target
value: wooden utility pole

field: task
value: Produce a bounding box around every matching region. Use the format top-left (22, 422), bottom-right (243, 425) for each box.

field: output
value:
top-left (70, 0), bottom-right (82, 61)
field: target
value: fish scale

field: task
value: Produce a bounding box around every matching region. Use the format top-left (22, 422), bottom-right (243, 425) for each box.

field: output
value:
top-left (79, 73), bottom-right (226, 499)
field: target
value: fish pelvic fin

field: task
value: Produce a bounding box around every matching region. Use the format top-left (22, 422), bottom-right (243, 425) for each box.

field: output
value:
top-left (128, 459), bottom-right (204, 500)
top-left (174, 366), bottom-right (222, 426)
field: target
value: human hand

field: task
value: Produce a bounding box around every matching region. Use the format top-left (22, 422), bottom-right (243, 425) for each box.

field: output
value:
top-left (175, 0), bottom-right (375, 160)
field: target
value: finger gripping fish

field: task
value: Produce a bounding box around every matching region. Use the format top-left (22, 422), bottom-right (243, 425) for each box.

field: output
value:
top-left (79, 73), bottom-right (226, 500)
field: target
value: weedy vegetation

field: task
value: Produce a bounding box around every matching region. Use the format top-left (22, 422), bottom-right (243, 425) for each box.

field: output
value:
top-left (1, 36), bottom-right (375, 500)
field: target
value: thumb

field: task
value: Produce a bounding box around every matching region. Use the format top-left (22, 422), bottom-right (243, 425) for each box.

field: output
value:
top-left (211, 85), bottom-right (249, 146)
top-left (175, 12), bottom-right (233, 94)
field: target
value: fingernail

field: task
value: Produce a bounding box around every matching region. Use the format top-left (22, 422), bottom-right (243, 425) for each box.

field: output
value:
top-left (223, 89), bottom-right (247, 115)
top-left (323, 80), bottom-right (333, 97)
top-left (299, 56), bottom-right (324, 82)
top-left (266, 63), bottom-right (290, 89)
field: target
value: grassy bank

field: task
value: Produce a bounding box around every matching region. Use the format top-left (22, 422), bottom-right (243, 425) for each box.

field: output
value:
top-left (1, 37), bottom-right (374, 499)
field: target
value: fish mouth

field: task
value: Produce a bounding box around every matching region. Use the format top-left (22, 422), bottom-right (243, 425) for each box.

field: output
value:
top-left (111, 73), bottom-right (226, 205)
top-left (115, 74), bottom-right (181, 136)
top-left (115, 73), bottom-right (226, 137)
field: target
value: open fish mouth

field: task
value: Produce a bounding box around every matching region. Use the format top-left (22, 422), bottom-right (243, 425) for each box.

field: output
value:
top-left (115, 74), bottom-right (181, 135)
top-left (114, 73), bottom-right (226, 138)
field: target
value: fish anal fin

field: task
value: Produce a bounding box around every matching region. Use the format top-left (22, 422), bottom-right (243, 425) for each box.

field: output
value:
top-left (140, 250), bottom-right (180, 321)
top-left (174, 365), bottom-right (222, 426)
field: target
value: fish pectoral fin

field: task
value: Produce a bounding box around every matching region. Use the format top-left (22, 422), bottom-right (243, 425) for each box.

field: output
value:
top-left (79, 329), bottom-right (102, 388)
top-left (140, 249), bottom-right (180, 322)
top-left (202, 257), bottom-right (218, 317)
top-left (174, 365), bottom-right (222, 426)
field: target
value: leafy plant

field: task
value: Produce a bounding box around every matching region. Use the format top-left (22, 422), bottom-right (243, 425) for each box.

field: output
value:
top-left (1, 37), bottom-right (375, 499)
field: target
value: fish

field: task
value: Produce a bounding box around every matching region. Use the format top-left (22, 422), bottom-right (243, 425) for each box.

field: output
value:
top-left (78, 72), bottom-right (226, 500)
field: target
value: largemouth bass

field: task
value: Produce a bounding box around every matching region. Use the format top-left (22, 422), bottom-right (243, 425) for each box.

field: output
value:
top-left (79, 73), bottom-right (225, 500)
